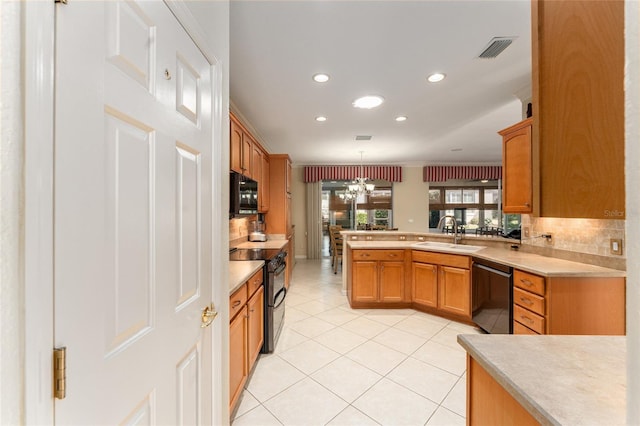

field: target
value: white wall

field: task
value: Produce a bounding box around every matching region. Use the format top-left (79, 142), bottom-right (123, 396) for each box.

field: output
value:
top-left (625, 0), bottom-right (639, 422)
top-left (0, 1), bottom-right (25, 424)
top-left (392, 166), bottom-right (430, 231)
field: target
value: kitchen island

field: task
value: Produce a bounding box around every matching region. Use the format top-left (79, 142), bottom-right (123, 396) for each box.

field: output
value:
top-left (457, 334), bottom-right (626, 425)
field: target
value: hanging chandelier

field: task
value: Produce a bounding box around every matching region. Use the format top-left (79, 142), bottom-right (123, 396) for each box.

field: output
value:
top-left (347, 151), bottom-right (375, 196)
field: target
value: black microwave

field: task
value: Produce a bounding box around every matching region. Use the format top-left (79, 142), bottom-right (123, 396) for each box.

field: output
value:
top-left (230, 172), bottom-right (258, 217)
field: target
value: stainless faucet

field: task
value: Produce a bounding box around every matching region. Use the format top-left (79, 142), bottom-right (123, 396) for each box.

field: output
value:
top-left (437, 215), bottom-right (462, 244)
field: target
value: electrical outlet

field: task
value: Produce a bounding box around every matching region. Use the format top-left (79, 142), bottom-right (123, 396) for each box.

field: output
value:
top-left (542, 233), bottom-right (553, 244)
top-left (610, 238), bottom-right (623, 255)
top-left (523, 226), bottom-right (530, 238)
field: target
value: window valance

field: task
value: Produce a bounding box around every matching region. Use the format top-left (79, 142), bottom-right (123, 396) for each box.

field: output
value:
top-left (303, 165), bottom-right (403, 183)
top-left (423, 165), bottom-right (502, 182)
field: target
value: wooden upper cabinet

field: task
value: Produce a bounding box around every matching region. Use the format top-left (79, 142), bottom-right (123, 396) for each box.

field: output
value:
top-left (230, 119), bottom-right (243, 175)
top-left (500, 119), bottom-right (533, 214)
top-left (265, 154), bottom-right (292, 235)
top-left (532, 0), bottom-right (625, 219)
top-left (260, 154), bottom-right (270, 212)
top-left (230, 112), bottom-right (263, 180)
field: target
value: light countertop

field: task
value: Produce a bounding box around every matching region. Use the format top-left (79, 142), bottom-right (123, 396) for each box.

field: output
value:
top-left (229, 261), bottom-right (264, 295)
top-left (236, 240), bottom-right (288, 250)
top-left (457, 334), bottom-right (626, 426)
top-left (345, 240), bottom-right (625, 278)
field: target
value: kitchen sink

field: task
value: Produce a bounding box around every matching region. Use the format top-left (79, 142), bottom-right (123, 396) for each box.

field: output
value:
top-left (412, 241), bottom-right (485, 253)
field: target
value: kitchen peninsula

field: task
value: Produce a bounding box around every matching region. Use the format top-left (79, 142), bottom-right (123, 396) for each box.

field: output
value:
top-left (341, 230), bottom-right (626, 335)
top-left (458, 334), bottom-right (626, 425)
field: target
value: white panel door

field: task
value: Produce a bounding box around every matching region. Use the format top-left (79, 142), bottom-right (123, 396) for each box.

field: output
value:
top-left (54, 1), bottom-right (216, 423)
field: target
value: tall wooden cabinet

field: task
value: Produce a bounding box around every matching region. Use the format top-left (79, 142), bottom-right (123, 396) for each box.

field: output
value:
top-left (532, 0), bottom-right (624, 218)
top-left (500, 118), bottom-right (532, 214)
top-left (266, 154), bottom-right (293, 286)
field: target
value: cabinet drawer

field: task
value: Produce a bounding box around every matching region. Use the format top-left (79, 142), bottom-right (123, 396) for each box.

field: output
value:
top-left (513, 270), bottom-right (545, 296)
top-left (513, 287), bottom-right (545, 316)
top-left (513, 320), bottom-right (539, 335)
top-left (247, 269), bottom-right (263, 296)
top-left (230, 284), bottom-right (248, 321)
top-left (352, 249), bottom-right (405, 261)
top-left (412, 250), bottom-right (470, 269)
top-left (513, 304), bottom-right (545, 334)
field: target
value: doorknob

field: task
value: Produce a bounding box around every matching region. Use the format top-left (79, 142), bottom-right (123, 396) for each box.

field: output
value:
top-left (201, 303), bottom-right (218, 328)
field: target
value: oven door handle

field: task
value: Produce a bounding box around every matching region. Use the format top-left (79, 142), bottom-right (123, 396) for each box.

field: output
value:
top-left (474, 263), bottom-right (512, 278)
top-left (275, 262), bottom-right (286, 276)
top-left (273, 287), bottom-right (287, 309)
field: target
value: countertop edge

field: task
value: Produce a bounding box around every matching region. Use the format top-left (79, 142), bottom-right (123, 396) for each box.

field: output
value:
top-left (345, 241), bottom-right (625, 278)
top-left (229, 261), bottom-right (264, 295)
top-left (457, 335), bottom-right (558, 426)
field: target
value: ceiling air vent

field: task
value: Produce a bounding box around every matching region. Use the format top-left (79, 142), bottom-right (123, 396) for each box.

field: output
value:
top-left (355, 135), bottom-right (372, 141)
top-left (478, 37), bottom-right (516, 59)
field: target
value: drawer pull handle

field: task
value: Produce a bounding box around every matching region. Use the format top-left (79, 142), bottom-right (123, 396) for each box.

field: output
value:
top-left (520, 297), bottom-right (533, 306)
top-left (520, 315), bottom-right (534, 325)
top-left (362, 254), bottom-right (370, 257)
top-left (388, 254), bottom-right (397, 257)
top-left (520, 279), bottom-right (533, 287)
top-left (232, 300), bottom-right (242, 308)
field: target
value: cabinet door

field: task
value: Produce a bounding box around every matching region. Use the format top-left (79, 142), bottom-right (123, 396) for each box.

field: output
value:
top-left (501, 119), bottom-right (532, 213)
top-left (412, 262), bottom-right (438, 308)
top-left (285, 158), bottom-right (292, 194)
top-left (229, 306), bottom-right (248, 410)
top-left (261, 154), bottom-right (270, 212)
top-left (438, 266), bottom-right (471, 318)
top-left (241, 134), bottom-right (252, 178)
top-left (379, 261), bottom-right (405, 302)
top-left (352, 261), bottom-right (378, 303)
top-left (247, 286), bottom-right (264, 370)
top-left (533, 0), bottom-right (624, 218)
top-left (230, 120), bottom-right (243, 174)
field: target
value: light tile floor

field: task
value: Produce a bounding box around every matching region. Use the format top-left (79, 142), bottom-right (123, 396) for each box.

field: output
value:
top-left (232, 258), bottom-right (484, 426)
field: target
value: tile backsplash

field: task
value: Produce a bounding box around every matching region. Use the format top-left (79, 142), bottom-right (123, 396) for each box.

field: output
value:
top-left (520, 216), bottom-right (626, 270)
top-left (229, 216), bottom-right (255, 247)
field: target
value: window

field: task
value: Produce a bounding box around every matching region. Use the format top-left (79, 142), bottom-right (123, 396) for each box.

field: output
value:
top-left (322, 180), bottom-right (393, 229)
top-left (428, 181), bottom-right (521, 236)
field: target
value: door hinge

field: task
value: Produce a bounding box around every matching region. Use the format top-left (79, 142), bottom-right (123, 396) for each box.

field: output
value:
top-left (53, 347), bottom-right (67, 399)
top-left (55, 0), bottom-right (68, 4)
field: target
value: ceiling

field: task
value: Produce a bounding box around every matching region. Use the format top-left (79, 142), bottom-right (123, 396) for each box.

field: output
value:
top-left (230, 1), bottom-right (531, 167)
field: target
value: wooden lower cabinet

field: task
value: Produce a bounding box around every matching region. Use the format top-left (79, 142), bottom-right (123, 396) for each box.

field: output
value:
top-left (350, 250), bottom-right (408, 306)
top-left (247, 286), bottom-right (264, 368)
top-left (229, 270), bottom-right (265, 414)
top-left (411, 262), bottom-right (438, 308)
top-left (411, 251), bottom-right (471, 320)
top-left (467, 356), bottom-right (540, 426)
top-left (438, 266), bottom-right (471, 317)
top-left (512, 269), bottom-right (625, 335)
top-left (229, 305), bottom-right (248, 411)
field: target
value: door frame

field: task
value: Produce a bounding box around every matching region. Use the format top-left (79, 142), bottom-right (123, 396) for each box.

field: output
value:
top-left (23, 1), bottom-right (229, 423)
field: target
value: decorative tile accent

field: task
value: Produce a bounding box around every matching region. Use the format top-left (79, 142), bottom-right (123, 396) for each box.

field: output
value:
top-left (520, 216), bottom-right (626, 270)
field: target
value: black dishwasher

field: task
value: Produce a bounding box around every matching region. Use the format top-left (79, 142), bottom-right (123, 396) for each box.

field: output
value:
top-left (472, 258), bottom-right (513, 334)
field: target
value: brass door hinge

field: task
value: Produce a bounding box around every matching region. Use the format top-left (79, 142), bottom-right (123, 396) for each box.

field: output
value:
top-left (53, 347), bottom-right (67, 399)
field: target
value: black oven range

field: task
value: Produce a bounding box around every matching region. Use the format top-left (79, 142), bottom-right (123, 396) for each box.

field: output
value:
top-left (229, 248), bottom-right (287, 353)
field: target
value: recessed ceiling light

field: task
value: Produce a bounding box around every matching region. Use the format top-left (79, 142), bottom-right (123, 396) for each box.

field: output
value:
top-left (395, 116), bottom-right (408, 122)
top-left (315, 116), bottom-right (327, 122)
top-left (312, 73), bottom-right (330, 83)
top-left (353, 95), bottom-right (384, 109)
top-left (427, 73), bottom-right (446, 83)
